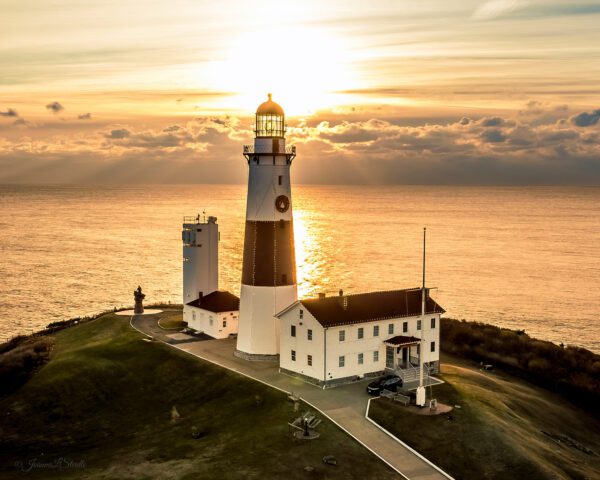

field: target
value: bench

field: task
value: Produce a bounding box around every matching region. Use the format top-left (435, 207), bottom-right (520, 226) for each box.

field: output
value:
top-left (393, 394), bottom-right (410, 406)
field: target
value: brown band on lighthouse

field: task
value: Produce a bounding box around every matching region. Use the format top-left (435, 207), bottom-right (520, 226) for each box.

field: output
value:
top-left (241, 220), bottom-right (297, 286)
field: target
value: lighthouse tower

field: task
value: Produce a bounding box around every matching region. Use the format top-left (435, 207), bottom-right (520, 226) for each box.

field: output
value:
top-left (235, 94), bottom-right (298, 361)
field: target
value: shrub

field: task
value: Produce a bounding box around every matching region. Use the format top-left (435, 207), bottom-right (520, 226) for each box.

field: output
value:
top-left (441, 318), bottom-right (600, 409)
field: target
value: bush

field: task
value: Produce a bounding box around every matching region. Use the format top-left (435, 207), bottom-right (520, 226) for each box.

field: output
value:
top-left (441, 318), bottom-right (600, 409)
top-left (0, 337), bottom-right (54, 396)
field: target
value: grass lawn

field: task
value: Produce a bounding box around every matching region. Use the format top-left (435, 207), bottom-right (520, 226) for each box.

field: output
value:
top-left (157, 310), bottom-right (186, 330)
top-left (369, 355), bottom-right (600, 480)
top-left (0, 314), bottom-right (398, 480)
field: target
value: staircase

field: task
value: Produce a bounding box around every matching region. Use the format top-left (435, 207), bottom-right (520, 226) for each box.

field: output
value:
top-left (396, 365), bottom-right (420, 384)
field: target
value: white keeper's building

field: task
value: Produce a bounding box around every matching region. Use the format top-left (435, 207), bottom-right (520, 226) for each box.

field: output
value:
top-left (276, 288), bottom-right (444, 387)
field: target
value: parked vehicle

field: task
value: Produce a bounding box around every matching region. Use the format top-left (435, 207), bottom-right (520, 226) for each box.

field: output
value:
top-left (366, 375), bottom-right (402, 395)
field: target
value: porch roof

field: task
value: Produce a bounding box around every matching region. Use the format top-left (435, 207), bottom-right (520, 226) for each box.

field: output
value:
top-left (384, 335), bottom-right (421, 346)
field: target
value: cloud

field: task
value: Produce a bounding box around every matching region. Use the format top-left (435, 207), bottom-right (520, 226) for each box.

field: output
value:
top-left (480, 128), bottom-right (507, 143)
top-left (571, 109), bottom-right (600, 127)
top-left (0, 105), bottom-right (599, 185)
top-left (472, 0), bottom-right (527, 20)
top-left (12, 118), bottom-right (33, 127)
top-left (46, 101), bottom-right (64, 113)
top-left (78, 113), bottom-right (92, 120)
top-left (107, 128), bottom-right (130, 139)
top-left (0, 108), bottom-right (18, 117)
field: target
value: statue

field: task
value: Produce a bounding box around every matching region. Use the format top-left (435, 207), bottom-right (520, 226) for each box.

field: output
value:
top-left (134, 286), bottom-right (145, 314)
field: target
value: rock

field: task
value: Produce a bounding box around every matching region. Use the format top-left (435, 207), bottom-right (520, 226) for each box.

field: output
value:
top-left (322, 455), bottom-right (337, 466)
top-left (170, 405), bottom-right (181, 424)
top-left (304, 466), bottom-right (315, 472)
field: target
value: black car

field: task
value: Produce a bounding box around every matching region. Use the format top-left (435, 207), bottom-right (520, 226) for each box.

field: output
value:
top-left (366, 375), bottom-right (402, 395)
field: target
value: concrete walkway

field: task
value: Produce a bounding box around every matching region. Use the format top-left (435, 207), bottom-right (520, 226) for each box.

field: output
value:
top-left (131, 314), bottom-right (451, 480)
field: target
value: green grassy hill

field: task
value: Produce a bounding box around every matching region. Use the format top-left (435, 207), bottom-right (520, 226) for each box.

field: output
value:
top-left (370, 354), bottom-right (600, 480)
top-left (0, 314), bottom-right (398, 479)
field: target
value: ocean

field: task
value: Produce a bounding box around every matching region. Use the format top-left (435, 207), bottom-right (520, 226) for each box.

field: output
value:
top-left (1, 185), bottom-right (598, 353)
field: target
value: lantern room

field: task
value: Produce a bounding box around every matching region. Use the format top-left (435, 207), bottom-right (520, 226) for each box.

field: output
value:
top-left (255, 93), bottom-right (286, 138)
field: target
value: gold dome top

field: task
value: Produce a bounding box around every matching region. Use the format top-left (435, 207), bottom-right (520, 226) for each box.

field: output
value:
top-left (256, 93), bottom-right (284, 116)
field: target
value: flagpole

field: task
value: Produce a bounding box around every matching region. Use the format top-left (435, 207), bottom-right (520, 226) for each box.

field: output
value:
top-left (416, 227), bottom-right (426, 406)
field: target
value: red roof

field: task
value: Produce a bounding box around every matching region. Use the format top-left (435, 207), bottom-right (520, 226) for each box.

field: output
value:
top-left (299, 288), bottom-right (444, 328)
top-left (186, 290), bottom-right (239, 313)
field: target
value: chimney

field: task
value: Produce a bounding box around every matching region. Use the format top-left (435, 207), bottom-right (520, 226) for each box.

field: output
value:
top-left (337, 290), bottom-right (348, 310)
top-left (318, 293), bottom-right (326, 300)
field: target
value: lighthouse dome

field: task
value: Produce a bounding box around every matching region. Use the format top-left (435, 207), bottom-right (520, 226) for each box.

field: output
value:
top-left (255, 93), bottom-right (285, 138)
top-left (256, 93), bottom-right (284, 115)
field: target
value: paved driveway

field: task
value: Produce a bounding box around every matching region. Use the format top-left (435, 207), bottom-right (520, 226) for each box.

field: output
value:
top-left (131, 314), bottom-right (450, 480)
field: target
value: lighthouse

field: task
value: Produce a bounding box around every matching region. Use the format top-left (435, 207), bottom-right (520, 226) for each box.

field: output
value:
top-left (235, 94), bottom-right (298, 361)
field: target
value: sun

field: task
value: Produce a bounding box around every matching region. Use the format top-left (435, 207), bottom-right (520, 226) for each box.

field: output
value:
top-left (210, 27), bottom-right (356, 115)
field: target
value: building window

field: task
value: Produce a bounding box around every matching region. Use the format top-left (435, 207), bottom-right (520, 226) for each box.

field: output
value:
top-left (307, 354), bottom-right (312, 366)
top-left (291, 350), bottom-right (296, 361)
top-left (431, 317), bottom-right (436, 329)
top-left (358, 327), bottom-right (364, 339)
top-left (307, 329), bottom-right (313, 341)
top-left (339, 356), bottom-right (345, 367)
top-left (403, 321), bottom-right (408, 333)
top-left (373, 350), bottom-right (379, 362)
top-left (291, 325), bottom-right (296, 337)
top-left (278, 175), bottom-right (282, 185)
top-left (358, 353), bottom-right (364, 365)
top-left (373, 325), bottom-right (379, 337)
top-left (431, 341), bottom-right (436, 352)
top-left (388, 324), bottom-right (394, 334)
top-left (417, 319), bottom-right (422, 330)
top-left (299, 309), bottom-right (303, 320)
top-left (222, 320), bottom-right (227, 327)
top-left (339, 330), bottom-right (345, 342)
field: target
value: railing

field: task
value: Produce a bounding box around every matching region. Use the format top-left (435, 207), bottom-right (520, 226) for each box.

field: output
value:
top-left (182, 215), bottom-right (216, 224)
top-left (243, 144), bottom-right (296, 155)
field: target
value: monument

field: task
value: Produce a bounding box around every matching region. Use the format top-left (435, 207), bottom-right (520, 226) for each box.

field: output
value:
top-left (134, 286), bottom-right (145, 314)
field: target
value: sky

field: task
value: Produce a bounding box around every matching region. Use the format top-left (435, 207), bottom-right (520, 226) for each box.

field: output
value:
top-left (1, 0), bottom-right (600, 184)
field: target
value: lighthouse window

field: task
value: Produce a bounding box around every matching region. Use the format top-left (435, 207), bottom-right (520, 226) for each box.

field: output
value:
top-left (291, 325), bottom-right (296, 337)
top-left (222, 320), bottom-right (227, 328)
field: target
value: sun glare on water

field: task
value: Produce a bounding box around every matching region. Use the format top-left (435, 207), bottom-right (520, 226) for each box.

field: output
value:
top-left (211, 27), bottom-right (356, 115)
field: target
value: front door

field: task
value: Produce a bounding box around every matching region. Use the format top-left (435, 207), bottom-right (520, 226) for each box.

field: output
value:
top-left (401, 347), bottom-right (408, 368)
top-left (386, 346), bottom-right (394, 369)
